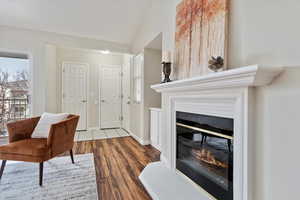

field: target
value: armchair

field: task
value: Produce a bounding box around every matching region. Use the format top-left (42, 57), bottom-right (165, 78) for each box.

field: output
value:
top-left (0, 114), bottom-right (79, 186)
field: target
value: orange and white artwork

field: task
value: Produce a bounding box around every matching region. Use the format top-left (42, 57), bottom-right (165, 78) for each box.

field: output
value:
top-left (174, 0), bottom-right (229, 79)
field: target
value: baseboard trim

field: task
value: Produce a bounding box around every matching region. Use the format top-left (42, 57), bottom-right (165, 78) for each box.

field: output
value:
top-left (87, 127), bottom-right (100, 131)
top-left (160, 153), bottom-right (168, 164)
top-left (127, 130), bottom-right (150, 146)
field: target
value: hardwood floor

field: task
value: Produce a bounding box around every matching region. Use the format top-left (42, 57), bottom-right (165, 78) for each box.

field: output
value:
top-left (72, 136), bottom-right (160, 200)
top-left (0, 136), bottom-right (159, 199)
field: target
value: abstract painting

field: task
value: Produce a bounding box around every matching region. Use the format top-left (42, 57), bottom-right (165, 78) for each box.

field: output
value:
top-left (174, 0), bottom-right (229, 79)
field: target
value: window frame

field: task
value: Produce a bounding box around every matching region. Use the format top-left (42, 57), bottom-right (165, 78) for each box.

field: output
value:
top-left (133, 53), bottom-right (143, 104)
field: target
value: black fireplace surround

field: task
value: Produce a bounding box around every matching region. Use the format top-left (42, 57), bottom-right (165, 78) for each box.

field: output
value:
top-left (176, 111), bottom-right (233, 200)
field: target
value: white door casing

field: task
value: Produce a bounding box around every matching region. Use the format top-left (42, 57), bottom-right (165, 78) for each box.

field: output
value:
top-left (99, 65), bottom-right (122, 129)
top-left (62, 62), bottom-right (88, 130)
top-left (122, 57), bottom-right (131, 131)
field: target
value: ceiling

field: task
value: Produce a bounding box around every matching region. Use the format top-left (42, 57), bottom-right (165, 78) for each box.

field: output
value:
top-left (146, 33), bottom-right (162, 50)
top-left (0, 0), bottom-right (152, 45)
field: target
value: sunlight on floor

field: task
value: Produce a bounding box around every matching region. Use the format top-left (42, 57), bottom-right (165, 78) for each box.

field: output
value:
top-left (75, 128), bottom-right (130, 142)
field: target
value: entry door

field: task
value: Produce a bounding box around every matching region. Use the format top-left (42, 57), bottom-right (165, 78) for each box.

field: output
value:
top-left (122, 56), bottom-right (131, 131)
top-left (62, 62), bottom-right (88, 130)
top-left (100, 66), bottom-right (121, 129)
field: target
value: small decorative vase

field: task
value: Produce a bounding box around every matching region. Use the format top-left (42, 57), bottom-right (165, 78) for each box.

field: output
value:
top-left (162, 62), bottom-right (172, 83)
top-left (208, 56), bottom-right (224, 72)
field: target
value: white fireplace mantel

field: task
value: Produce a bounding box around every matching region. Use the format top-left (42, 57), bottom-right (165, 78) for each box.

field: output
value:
top-left (139, 65), bottom-right (283, 200)
top-left (151, 65), bottom-right (282, 92)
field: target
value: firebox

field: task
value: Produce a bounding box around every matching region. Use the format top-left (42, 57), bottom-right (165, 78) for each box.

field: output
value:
top-left (176, 111), bottom-right (233, 200)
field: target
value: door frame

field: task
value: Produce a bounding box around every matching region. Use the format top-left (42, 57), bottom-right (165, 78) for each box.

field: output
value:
top-left (121, 57), bottom-right (132, 131)
top-left (99, 64), bottom-right (122, 129)
top-left (62, 61), bottom-right (89, 130)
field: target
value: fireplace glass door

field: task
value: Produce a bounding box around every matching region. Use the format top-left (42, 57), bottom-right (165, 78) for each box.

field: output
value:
top-left (176, 111), bottom-right (233, 200)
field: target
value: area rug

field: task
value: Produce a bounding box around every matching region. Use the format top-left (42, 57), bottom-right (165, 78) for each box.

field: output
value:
top-left (0, 153), bottom-right (98, 200)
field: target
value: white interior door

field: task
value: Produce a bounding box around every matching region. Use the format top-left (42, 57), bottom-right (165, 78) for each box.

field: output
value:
top-left (100, 66), bottom-right (121, 129)
top-left (62, 62), bottom-right (88, 130)
top-left (122, 57), bottom-right (131, 131)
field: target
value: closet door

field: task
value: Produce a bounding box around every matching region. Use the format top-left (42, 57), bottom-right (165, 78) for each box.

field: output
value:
top-left (62, 62), bottom-right (88, 130)
top-left (99, 66), bottom-right (122, 129)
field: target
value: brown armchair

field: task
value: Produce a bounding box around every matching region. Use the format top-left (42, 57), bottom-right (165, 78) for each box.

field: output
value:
top-left (0, 114), bottom-right (79, 186)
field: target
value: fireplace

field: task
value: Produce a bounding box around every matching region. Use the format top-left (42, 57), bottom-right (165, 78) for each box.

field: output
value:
top-left (139, 65), bottom-right (282, 200)
top-left (176, 111), bottom-right (233, 200)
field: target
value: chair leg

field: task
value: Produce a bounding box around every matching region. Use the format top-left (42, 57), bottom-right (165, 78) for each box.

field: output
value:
top-left (0, 160), bottom-right (7, 180)
top-left (39, 162), bottom-right (44, 186)
top-left (70, 149), bottom-right (75, 164)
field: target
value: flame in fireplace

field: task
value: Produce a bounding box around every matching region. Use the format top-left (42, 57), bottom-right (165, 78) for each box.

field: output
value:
top-left (192, 149), bottom-right (228, 168)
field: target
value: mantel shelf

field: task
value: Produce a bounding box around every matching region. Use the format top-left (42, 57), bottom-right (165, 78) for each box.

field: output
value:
top-left (151, 65), bottom-right (283, 93)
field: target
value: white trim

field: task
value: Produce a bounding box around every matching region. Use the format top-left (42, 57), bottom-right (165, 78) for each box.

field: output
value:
top-left (151, 65), bottom-right (283, 92)
top-left (121, 57), bottom-right (132, 131)
top-left (149, 108), bottom-right (162, 151)
top-left (159, 153), bottom-right (168, 165)
top-left (121, 127), bottom-right (130, 134)
top-left (127, 130), bottom-right (150, 146)
top-left (132, 53), bottom-right (144, 104)
top-left (166, 90), bottom-right (247, 199)
top-left (88, 127), bottom-right (100, 131)
top-left (62, 61), bottom-right (89, 130)
top-left (149, 107), bottom-right (162, 112)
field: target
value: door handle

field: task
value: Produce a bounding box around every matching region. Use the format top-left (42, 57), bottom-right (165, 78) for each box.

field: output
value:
top-left (81, 100), bottom-right (87, 103)
top-left (127, 101), bottom-right (131, 105)
top-left (101, 100), bottom-right (105, 103)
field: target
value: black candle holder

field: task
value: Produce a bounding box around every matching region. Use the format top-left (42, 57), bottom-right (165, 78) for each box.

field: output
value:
top-left (162, 62), bottom-right (172, 83)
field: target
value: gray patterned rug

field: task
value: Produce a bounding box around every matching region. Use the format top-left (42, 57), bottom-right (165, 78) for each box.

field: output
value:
top-left (0, 153), bottom-right (98, 200)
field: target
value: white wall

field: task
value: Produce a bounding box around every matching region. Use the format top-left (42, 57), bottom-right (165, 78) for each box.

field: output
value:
top-left (130, 49), bottom-right (162, 144)
top-left (45, 44), bottom-right (57, 113)
top-left (54, 47), bottom-right (124, 128)
top-left (129, 53), bottom-right (144, 144)
top-left (132, 0), bottom-right (243, 67)
top-left (235, 2), bottom-right (300, 199)
top-left (131, 0), bottom-right (300, 199)
top-left (132, 0), bottom-right (177, 54)
top-left (143, 48), bottom-right (162, 142)
top-left (0, 25), bottom-right (130, 115)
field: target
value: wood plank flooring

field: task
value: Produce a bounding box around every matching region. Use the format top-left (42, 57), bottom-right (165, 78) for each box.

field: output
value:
top-left (0, 136), bottom-right (159, 199)
top-left (72, 136), bottom-right (160, 200)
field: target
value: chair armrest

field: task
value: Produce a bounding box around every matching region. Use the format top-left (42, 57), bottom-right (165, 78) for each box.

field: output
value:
top-left (6, 117), bottom-right (40, 143)
top-left (47, 115), bottom-right (79, 156)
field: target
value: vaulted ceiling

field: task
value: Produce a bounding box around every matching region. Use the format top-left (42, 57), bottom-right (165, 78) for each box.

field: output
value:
top-left (0, 0), bottom-right (152, 45)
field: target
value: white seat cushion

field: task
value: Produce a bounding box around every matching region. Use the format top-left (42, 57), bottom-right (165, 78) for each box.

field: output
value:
top-left (31, 112), bottom-right (69, 138)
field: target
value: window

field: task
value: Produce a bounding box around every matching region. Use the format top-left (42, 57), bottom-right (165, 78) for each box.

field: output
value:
top-left (0, 55), bottom-right (30, 136)
top-left (133, 53), bottom-right (143, 103)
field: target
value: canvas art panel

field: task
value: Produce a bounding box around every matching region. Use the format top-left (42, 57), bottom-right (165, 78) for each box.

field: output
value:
top-left (174, 0), bottom-right (229, 80)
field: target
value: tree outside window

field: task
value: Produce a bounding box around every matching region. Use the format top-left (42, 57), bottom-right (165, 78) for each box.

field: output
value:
top-left (0, 57), bottom-right (29, 136)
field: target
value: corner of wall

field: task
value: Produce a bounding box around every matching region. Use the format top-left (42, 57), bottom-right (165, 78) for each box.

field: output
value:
top-left (128, 129), bottom-right (150, 146)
